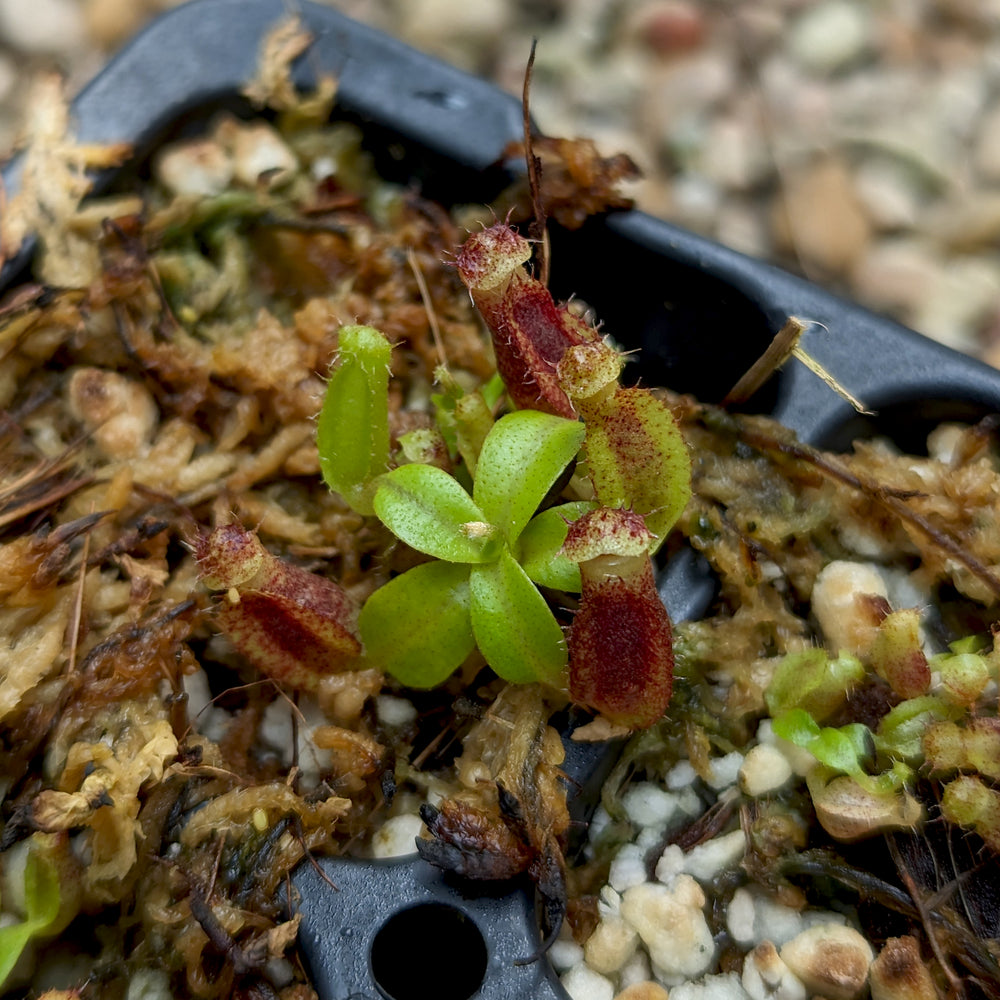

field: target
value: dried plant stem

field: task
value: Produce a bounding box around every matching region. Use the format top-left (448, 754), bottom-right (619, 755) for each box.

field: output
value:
top-left (522, 37), bottom-right (549, 287)
top-left (723, 317), bottom-right (804, 406)
top-left (723, 316), bottom-right (872, 414)
top-left (66, 526), bottom-right (91, 675)
top-left (406, 247), bottom-right (446, 368)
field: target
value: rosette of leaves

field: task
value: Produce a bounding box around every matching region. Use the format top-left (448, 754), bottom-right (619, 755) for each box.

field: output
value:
top-left (361, 409), bottom-right (588, 687)
top-left (318, 324), bottom-right (589, 687)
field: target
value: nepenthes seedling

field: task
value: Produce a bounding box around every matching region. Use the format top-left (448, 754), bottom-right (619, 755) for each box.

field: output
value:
top-left (309, 208), bottom-right (692, 729)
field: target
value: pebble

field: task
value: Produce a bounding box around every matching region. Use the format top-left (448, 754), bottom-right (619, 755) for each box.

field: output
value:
top-left (396, 0), bottom-right (509, 69)
top-left (3, 0), bottom-right (1000, 369)
top-left (629, 1), bottom-right (705, 57)
top-left (772, 156), bottom-right (873, 277)
top-left (369, 813), bottom-right (423, 858)
top-left (787, 1), bottom-right (872, 74)
top-left (615, 983), bottom-right (669, 1000)
top-left (780, 923), bottom-right (874, 1000)
top-left (849, 239), bottom-right (942, 318)
top-left (974, 102), bottom-right (1000, 182)
top-left (0, 0), bottom-right (86, 53)
top-left (701, 115), bottom-right (771, 191)
top-left (0, 53), bottom-right (16, 106)
top-left (84, 0), bottom-right (147, 49)
top-left (853, 160), bottom-right (922, 232)
top-left (910, 255), bottom-right (1000, 352)
top-left (811, 560), bottom-right (889, 657)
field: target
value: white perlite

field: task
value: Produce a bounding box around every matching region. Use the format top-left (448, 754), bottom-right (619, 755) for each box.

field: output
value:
top-left (705, 751), bottom-right (744, 790)
top-left (549, 936), bottom-right (586, 974)
top-left (726, 887), bottom-right (849, 949)
top-left (620, 876), bottom-right (714, 983)
top-left (375, 694), bottom-right (418, 728)
top-left (811, 560), bottom-right (889, 657)
top-left (668, 972), bottom-right (751, 1000)
top-left (739, 743), bottom-right (793, 796)
top-left (125, 969), bottom-right (174, 1000)
top-left (609, 843), bottom-right (648, 893)
top-left (561, 962), bottom-right (616, 1000)
top-left (742, 942), bottom-right (807, 1000)
top-left (584, 914), bottom-right (640, 976)
top-left (655, 828), bottom-right (745, 885)
top-left (621, 782), bottom-right (680, 829)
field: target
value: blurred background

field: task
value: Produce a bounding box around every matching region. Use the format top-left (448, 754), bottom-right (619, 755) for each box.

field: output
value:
top-left (2, 0), bottom-right (1000, 364)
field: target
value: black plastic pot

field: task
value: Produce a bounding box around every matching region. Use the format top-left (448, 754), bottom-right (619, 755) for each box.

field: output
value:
top-left (3, 3), bottom-right (1000, 999)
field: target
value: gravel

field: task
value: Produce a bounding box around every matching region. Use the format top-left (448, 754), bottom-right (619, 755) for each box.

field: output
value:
top-left (2, 0), bottom-right (1000, 362)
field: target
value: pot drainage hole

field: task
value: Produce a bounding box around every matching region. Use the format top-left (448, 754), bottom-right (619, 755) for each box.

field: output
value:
top-left (370, 902), bottom-right (488, 1000)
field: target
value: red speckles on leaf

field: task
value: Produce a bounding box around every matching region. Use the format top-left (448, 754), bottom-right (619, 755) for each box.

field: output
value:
top-left (579, 387), bottom-right (692, 549)
top-left (561, 506), bottom-right (654, 562)
top-left (454, 222), bottom-right (532, 291)
top-left (563, 509), bottom-right (674, 729)
top-left (195, 522), bottom-right (266, 590)
top-left (456, 222), bottom-right (598, 418)
top-left (197, 523), bottom-right (362, 690)
top-left (870, 608), bottom-right (931, 700)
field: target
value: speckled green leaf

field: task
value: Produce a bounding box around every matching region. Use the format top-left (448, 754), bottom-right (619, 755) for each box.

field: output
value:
top-left (473, 410), bottom-right (585, 544)
top-left (518, 501), bottom-right (594, 591)
top-left (359, 561), bottom-right (474, 688)
top-left (374, 464), bottom-right (500, 563)
top-left (469, 549), bottom-right (567, 684)
top-left (583, 388), bottom-right (691, 552)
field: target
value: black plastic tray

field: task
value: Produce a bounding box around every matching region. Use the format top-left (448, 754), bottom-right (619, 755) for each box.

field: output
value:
top-left (4, 2), bottom-right (1000, 999)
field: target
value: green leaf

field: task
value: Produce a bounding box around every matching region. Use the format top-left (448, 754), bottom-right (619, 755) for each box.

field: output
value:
top-left (480, 373), bottom-right (505, 410)
top-left (876, 695), bottom-right (954, 762)
top-left (374, 464), bottom-right (501, 563)
top-left (581, 388), bottom-right (691, 551)
top-left (765, 648), bottom-right (866, 722)
top-left (772, 707), bottom-right (821, 747)
top-left (317, 325), bottom-right (392, 515)
top-left (518, 501), bottom-right (595, 591)
top-left (473, 410), bottom-right (585, 544)
top-left (469, 548), bottom-right (567, 684)
top-left (0, 847), bottom-right (61, 989)
top-left (358, 561), bottom-right (475, 687)
top-left (810, 724), bottom-right (871, 774)
top-left (453, 392), bottom-right (495, 478)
